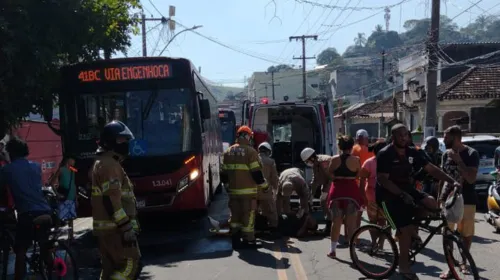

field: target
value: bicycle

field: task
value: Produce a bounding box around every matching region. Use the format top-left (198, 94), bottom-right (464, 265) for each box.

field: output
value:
top-left (349, 190), bottom-right (479, 280)
top-left (0, 187), bottom-right (78, 280)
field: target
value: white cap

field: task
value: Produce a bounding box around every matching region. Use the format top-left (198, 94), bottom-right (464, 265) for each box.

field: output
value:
top-left (356, 129), bottom-right (369, 139)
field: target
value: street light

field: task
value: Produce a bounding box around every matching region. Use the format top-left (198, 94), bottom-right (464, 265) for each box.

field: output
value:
top-left (158, 25), bottom-right (203, 56)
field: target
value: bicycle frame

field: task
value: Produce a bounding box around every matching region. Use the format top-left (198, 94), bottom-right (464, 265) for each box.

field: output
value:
top-left (408, 214), bottom-right (455, 259)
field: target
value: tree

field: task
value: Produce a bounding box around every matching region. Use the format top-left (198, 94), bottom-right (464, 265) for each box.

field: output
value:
top-left (374, 24), bottom-right (384, 33)
top-left (366, 30), bottom-right (403, 51)
top-left (343, 45), bottom-right (368, 58)
top-left (267, 64), bottom-right (293, 73)
top-left (0, 0), bottom-right (141, 135)
top-left (399, 16), bottom-right (465, 44)
top-left (354, 33), bottom-right (367, 47)
top-left (316, 47), bottom-right (341, 65)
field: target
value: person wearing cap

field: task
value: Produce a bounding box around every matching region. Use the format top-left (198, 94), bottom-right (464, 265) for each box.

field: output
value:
top-left (221, 125), bottom-right (268, 249)
top-left (257, 142), bottom-right (280, 237)
top-left (300, 147), bottom-right (334, 235)
top-left (351, 129), bottom-right (374, 238)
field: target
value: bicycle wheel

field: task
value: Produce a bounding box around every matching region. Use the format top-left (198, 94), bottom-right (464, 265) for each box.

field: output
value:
top-left (40, 242), bottom-right (79, 280)
top-left (350, 224), bottom-right (399, 279)
top-left (442, 233), bottom-right (480, 280)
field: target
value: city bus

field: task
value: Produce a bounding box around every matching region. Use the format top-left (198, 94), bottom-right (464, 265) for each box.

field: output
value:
top-left (218, 109), bottom-right (236, 151)
top-left (46, 57), bottom-right (222, 216)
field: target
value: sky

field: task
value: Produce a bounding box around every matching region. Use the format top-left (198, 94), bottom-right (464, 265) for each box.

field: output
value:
top-left (120, 0), bottom-right (500, 87)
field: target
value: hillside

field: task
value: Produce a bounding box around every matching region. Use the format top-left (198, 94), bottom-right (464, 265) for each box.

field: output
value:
top-left (207, 85), bottom-right (244, 101)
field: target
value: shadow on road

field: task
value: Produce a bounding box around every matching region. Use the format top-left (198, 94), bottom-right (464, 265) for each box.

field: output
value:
top-left (238, 249), bottom-right (291, 269)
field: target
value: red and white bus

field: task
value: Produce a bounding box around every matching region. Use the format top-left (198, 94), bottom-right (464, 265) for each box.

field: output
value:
top-left (47, 57), bottom-right (222, 216)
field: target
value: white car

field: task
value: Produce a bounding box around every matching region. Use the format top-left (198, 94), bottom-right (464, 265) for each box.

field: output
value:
top-left (422, 135), bottom-right (500, 195)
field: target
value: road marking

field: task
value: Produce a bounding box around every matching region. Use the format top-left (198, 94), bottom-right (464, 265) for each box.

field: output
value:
top-left (288, 239), bottom-right (308, 280)
top-left (273, 243), bottom-right (288, 280)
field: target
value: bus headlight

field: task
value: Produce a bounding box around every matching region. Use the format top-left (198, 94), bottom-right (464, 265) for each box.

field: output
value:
top-left (177, 176), bottom-right (189, 193)
top-left (189, 169), bottom-right (200, 181)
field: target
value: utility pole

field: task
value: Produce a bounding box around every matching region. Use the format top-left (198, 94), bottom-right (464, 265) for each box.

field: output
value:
top-left (290, 35), bottom-right (318, 101)
top-left (260, 82), bottom-right (269, 97)
top-left (141, 13), bottom-right (169, 57)
top-left (265, 70), bottom-right (281, 100)
top-left (424, 0), bottom-right (440, 137)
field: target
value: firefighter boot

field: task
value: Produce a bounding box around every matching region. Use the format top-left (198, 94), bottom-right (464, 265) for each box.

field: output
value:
top-left (240, 239), bottom-right (263, 249)
top-left (231, 231), bottom-right (243, 250)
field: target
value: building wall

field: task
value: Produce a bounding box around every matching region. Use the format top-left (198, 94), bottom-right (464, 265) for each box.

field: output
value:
top-left (247, 69), bottom-right (322, 102)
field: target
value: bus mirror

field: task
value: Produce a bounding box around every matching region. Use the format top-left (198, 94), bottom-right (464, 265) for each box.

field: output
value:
top-left (42, 99), bottom-right (53, 122)
top-left (199, 99), bottom-right (211, 119)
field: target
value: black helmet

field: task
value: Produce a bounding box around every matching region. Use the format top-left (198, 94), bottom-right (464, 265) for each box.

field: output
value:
top-left (99, 120), bottom-right (134, 152)
top-left (424, 136), bottom-right (439, 151)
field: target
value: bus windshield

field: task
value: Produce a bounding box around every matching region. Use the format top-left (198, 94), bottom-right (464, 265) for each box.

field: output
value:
top-left (220, 120), bottom-right (235, 144)
top-left (76, 88), bottom-right (195, 157)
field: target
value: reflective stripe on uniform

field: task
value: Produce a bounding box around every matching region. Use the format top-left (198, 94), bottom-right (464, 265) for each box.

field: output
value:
top-left (257, 182), bottom-right (268, 189)
top-left (101, 181), bottom-right (111, 192)
top-left (121, 191), bottom-right (134, 198)
top-left (130, 219), bottom-right (139, 231)
top-left (248, 161), bottom-right (260, 170)
top-left (228, 188), bottom-right (258, 195)
top-left (230, 222), bottom-right (242, 229)
top-left (222, 164), bottom-right (250, 171)
top-left (241, 210), bottom-right (255, 233)
top-left (110, 258), bottom-right (135, 280)
top-left (92, 186), bottom-right (102, 196)
top-left (113, 208), bottom-right (128, 224)
top-left (93, 220), bottom-right (117, 230)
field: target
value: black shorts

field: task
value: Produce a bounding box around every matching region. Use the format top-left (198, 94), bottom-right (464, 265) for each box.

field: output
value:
top-left (377, 188), bottom-right (428, 229)
top-left (15, 211), bottom-right (51, 251)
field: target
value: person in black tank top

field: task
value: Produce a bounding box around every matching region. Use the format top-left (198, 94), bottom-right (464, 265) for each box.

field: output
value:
top-left (326, 136), bottom-right (363, 258)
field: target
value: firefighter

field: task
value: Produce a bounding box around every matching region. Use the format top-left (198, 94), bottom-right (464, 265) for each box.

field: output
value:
top-left (276, 167), bottom-right (310, 217)
top-left (221, 125), bottom-right (268, 249)
top-left (91, 120), bottom-right (141, 280)
top-left (257, 142), bottom-right (280, 238)
top-left (300, 147), bottom-right (334, 235)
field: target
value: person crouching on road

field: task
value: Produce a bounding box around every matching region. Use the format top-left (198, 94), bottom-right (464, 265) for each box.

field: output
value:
top-left (91, 120), bottom-right (142, 280)
top-left (220, 126), bottom-right (269, 249)
top-left (276, 167), bottom-right (318, 237)
top-left (300, 147), bottom-right (334, 235)
top-left (326, 136), bottom-right (364, 258)
top-left (257, 142), bottom-right (280, 238)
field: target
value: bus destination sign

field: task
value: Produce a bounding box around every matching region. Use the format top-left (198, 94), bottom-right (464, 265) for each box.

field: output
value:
top-left (78, 63), bottom-right (172, 83)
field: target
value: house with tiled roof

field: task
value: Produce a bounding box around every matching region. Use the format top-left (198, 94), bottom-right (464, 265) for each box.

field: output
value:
top-left (334, 90), bottom-right (415, 137)
top-left (406, 66), bottom-right (500, 132)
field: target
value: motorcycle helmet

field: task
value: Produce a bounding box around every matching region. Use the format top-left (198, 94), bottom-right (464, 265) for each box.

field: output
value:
top-left (98, 120), bottom-right (135, 156)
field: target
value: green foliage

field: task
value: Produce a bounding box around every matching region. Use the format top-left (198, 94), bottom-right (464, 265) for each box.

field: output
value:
top-left (316, 47), bottom-right (341, 65)
top-left (366, 30), bottom-right (403, 51)
top-left (319, 14), bottom-right (500, 62)
top-left (0, 0), bottom-right (141, 135)
top-left (267, 64), bottom-right (293, 73)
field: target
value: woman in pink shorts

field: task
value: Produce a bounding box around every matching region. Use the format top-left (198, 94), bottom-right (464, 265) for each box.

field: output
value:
top-left (359, 141), bottom-right (387, 243)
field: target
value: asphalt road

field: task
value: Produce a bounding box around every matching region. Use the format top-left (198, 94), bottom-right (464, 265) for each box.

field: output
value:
top-left (16, 190), bottom-right (496, 280)
top-left (65, 189), bottom-right (499, 280)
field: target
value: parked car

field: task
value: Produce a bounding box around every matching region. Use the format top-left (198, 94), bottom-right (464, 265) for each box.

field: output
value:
top-left (422, 135), bottom-right (500, 197)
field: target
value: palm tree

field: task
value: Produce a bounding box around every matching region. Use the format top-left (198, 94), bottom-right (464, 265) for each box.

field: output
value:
top-left (374, 24), bottom-right (384, 33)
top-left (354, 33), bottom-right (367, 47)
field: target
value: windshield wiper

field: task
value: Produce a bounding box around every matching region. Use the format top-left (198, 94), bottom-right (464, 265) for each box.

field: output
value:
top-left (142, 90), bottom-right (159, 120)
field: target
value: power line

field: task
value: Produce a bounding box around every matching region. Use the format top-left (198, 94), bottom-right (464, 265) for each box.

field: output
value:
top-left (450, 0), bottom-right (484, 21)
top-left (294, 0), bottom-right (414, 11)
